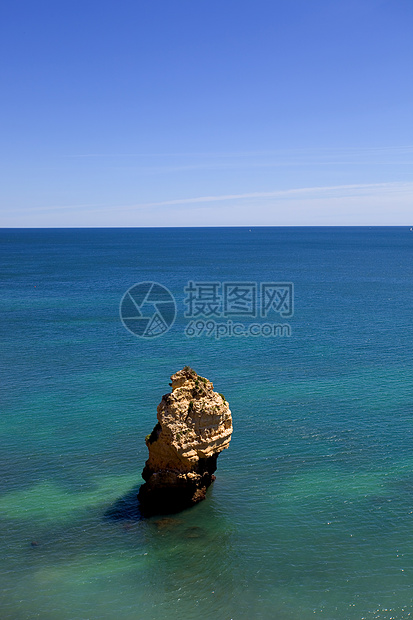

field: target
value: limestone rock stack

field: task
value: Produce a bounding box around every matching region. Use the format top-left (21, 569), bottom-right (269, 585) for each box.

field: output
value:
top-left (138, 366), bottom-right (232, 514)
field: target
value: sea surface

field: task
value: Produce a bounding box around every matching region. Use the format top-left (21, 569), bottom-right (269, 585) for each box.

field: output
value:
top-left (1, 226), bottom-right (413, 620)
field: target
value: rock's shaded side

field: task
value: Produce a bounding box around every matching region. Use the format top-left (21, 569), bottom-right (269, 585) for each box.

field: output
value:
top-left (138, 366), bottom-right (232, 515)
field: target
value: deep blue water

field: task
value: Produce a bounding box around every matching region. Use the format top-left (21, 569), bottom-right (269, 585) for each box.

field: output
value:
top-left (1, 227), bottom-right (413, 620)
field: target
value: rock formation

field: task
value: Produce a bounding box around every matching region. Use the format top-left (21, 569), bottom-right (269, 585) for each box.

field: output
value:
top-left (138, 366), bottom-right (232, 515)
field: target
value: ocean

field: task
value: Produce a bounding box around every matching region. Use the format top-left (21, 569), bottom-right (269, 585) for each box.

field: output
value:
top-left (1, 226), bottom-right (412, 620)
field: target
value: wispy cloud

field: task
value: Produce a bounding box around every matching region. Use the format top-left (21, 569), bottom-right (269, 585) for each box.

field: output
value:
top-left (123, 182), bottom-right (413, 210)
top-left (10, 181), bottom-right (413, 216)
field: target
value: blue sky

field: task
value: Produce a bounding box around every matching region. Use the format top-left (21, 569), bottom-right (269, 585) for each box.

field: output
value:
top-left (1, 0), bottom-right (412, 226)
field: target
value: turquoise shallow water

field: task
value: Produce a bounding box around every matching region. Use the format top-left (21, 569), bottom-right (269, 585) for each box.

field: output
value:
top-left (1, 227), bottom-right (413, 619)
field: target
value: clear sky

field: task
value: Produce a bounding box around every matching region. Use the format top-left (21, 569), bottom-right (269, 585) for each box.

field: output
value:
top-left (1, 0), bottom-right (412, 226)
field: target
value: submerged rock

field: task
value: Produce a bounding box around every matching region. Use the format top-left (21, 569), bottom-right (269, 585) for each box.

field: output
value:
top-left (138, 366), bottom-right (232, 515)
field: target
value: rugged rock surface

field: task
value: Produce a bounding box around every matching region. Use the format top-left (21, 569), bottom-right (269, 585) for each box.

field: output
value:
top-left (138, 366), bottom-right (232, 515)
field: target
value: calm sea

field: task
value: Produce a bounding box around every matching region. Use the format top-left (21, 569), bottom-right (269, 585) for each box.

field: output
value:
top-left (1, 227), bottom-right (412, 620)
